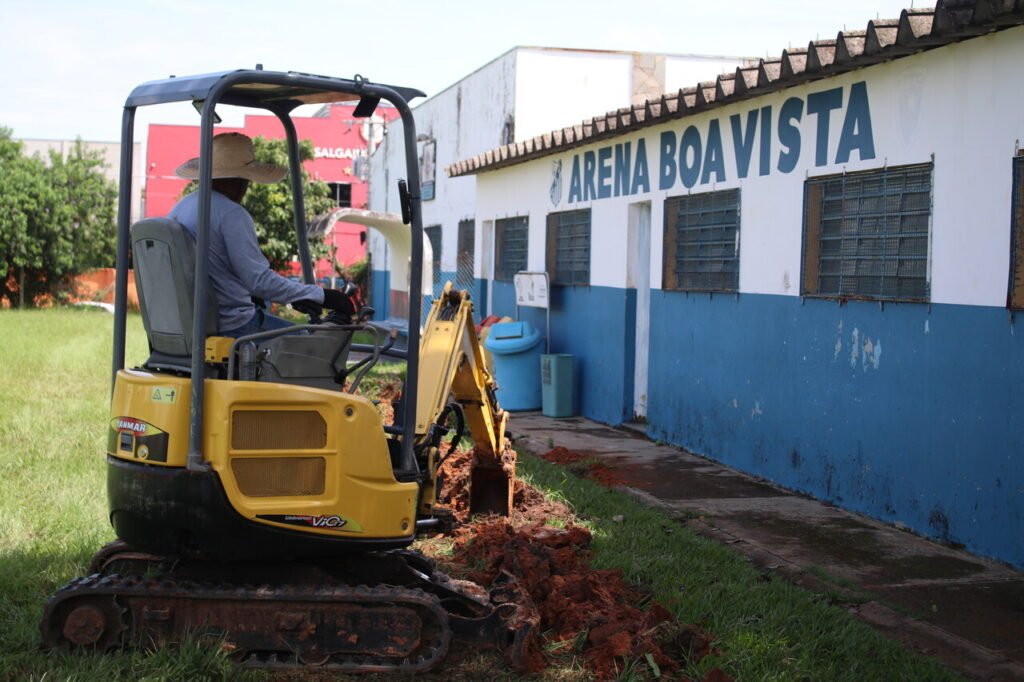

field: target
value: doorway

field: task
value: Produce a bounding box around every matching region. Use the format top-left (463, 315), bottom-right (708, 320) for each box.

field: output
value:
top-left (627, 202), bottom-right (651, 420)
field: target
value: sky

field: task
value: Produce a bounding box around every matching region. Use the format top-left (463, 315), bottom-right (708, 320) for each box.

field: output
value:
top-left (2, 0), bottom-right (918, 142)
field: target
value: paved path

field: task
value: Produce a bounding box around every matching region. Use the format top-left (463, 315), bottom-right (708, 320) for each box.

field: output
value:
top-left (511, 412), bottom-right (1024, 682)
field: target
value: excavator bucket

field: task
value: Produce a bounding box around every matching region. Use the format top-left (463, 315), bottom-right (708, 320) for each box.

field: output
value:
top-left (468, 444), bottom-right (516, 516)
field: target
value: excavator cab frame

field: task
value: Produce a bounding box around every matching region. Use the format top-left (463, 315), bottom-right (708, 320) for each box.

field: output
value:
top-left (41, 69), bottom-right (532, 673)
top-left (110, 68), bottom-right (429, 481)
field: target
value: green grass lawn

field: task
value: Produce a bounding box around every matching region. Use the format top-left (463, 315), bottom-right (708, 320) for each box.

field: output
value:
top-left (516, 459), bottom-right (962, 681)
top-left (0, 309), bottom-right (961, 681)
top-left (0, 309), bottom-right (248, 681)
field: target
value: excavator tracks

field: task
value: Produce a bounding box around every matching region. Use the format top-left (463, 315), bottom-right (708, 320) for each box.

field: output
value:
top-left (41, 573), bottom-right (451, 673)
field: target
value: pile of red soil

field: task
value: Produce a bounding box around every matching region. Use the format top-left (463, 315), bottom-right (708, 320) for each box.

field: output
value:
top-left (432, 444), bottom-right (711, 680)
top-left (542, 446), bottom-right (627, 488)
top-left (450, 519), bottom-right (678, 679)
top-left (374, 400), bottom-right (724, 678)
top-left (371, 381), bottom-right (402, 425)
top-left (541, 446), bottom-right (590, 466)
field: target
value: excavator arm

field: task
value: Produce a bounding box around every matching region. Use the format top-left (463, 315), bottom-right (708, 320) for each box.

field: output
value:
top-left (416, 283), bottom-right (515, 516)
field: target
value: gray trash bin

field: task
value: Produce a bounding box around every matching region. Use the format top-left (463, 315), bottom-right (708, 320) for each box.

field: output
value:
top-left (541, 354), bottom-right (574, 418)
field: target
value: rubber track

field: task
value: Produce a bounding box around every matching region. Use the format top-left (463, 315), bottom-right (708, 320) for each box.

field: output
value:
top-left (42, 572), bottom-right (452, 673)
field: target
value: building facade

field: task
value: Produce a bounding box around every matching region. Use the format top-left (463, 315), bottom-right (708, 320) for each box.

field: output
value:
top-left (447, 8), bottom-right (1024, 568)
top-left (146, 103), bottom-right (398, 278)
top-left (367, 47), bottom-right (750, 323)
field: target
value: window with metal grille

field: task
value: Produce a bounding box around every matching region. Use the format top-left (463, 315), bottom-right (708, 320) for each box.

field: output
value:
top-left (494, 216), bottom-right (528, 281)
top-left (424, 225), bottom-right (442, 297)
top-left (1010, 155), bottom-right (1024, 309)
top-left (457, 219), bottom-right (475, 290)
top-left (663, 189), bottom-right (740, 292)
top-left (546, 209), bottom-right (591, 286)
top-left (803, 164), bottom-right (932, 302)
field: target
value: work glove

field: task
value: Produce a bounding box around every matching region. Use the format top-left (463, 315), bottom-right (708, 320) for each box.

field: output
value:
top-left (322, 284), bottom-right (359, 316)
top-left (291, 298), bottom-right (323, 316)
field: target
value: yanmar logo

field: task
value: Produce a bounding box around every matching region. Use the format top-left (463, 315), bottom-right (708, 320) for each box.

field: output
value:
top-left (115, 418), bottom-right (147, 433)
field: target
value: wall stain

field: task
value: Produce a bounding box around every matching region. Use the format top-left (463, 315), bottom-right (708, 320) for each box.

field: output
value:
top-left (850, 327), bottom-right (860, 367)
top-left (790, 449), bottom-right (802, 468)
top-left (861, 336), bottom-right (882, 371)
top-left (824, 462), bottom-right (836, 497)
top-left (929, 506), bottom-right (952, 542)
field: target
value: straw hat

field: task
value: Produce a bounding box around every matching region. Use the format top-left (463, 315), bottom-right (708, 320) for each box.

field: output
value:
top-left (174, 132), bottom-right (287, 183)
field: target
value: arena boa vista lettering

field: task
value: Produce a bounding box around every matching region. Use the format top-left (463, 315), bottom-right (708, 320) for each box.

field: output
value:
top-left (555, 81), bottom-right (874, 206)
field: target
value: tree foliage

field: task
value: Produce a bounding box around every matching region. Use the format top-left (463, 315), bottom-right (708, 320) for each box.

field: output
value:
top-left (0, 128), bottom-right (117, 307)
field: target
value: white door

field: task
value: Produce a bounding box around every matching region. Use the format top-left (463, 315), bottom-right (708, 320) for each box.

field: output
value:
top-left (627, 202), bottom-right (651, 419)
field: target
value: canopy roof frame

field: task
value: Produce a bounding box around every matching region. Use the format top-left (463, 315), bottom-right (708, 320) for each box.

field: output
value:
top-left (111, 68), bottom-right (427, 478)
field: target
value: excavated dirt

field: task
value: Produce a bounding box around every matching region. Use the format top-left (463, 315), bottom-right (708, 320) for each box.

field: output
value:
top-left (372, 381), bottom-right (402, 425)
top-left (431, 443), bottom-right (724, 680)
top-left (542, 446), bottom-right (627, 488)
top-left (371, 386), bottom-right (723, 680)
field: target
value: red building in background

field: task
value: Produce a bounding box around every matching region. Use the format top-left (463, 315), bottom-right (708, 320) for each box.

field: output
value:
top-left (145, 103), bottom-right (397, 279)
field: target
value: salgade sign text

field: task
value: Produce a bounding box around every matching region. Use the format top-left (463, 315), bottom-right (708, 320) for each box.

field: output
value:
top-left (560, 81), bottom-right (874, 205)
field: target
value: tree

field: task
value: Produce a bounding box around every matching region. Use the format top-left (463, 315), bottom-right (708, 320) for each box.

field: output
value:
top-left (48, 141), bottom-right (117, 271)
top-left (0, 129), bottom-right (117, 307)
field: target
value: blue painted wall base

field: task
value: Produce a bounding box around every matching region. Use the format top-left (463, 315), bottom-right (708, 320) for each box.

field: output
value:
top-left (645, 292), bottom-right (1022, 568)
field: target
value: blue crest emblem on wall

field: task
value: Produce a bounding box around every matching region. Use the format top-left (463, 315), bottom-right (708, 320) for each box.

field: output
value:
top-left (549, 160), bottom-right (563, 207)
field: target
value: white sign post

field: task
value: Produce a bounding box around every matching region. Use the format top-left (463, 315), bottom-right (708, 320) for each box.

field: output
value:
top-left (514, 272), bottom-right (550, 353)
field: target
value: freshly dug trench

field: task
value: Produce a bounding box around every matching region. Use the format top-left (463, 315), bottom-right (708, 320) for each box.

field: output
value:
top-left (433, 445), bottom-right (723, 680)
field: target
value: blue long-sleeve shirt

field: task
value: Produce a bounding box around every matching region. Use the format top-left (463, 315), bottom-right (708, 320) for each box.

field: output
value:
top-left (169, 191), bottom-right (323, 331)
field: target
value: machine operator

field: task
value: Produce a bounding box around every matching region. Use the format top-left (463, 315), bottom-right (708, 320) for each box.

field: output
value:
top-left (169, 132), bottom-right (354, 337)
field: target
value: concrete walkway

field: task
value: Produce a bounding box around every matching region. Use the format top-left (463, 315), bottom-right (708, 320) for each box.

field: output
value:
top-left (510, 412), bottom-right (1024, 682)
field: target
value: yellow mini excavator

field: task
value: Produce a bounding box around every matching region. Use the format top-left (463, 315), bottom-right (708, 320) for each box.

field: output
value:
top-left (40, 69), bottom-right (535, 673)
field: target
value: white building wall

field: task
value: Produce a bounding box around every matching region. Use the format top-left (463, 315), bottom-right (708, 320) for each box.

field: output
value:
top-left (513, 50), bottom-right (632, 141)
top-left (474, 27), bottom-right (1024, 308)
top-left (368, 47), bottom-right (749, 284)
top-left (369, 51), bottom-right (517, 276)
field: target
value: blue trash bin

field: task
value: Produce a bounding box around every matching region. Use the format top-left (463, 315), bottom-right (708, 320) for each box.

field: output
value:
top-left (484, 321), bottom-right (543, 411)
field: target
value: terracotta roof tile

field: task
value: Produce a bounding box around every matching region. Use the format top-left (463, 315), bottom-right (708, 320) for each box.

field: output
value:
top-left (446, 0), bottom-right (1023, 178)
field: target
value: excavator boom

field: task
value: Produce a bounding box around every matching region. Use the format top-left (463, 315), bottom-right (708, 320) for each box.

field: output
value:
top-left (417, 284), bottom-right (515, 515)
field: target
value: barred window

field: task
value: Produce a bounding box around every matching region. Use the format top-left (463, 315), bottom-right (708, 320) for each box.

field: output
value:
top-left (1010, 155), bottom-right (1024, 309)
top-left (803, 164), bottom-right (932, 302)
top-left (457, 219), bottom-right (475, 290)
top-left (546, 209), bottom-right (591, 286)
top-left (424, 225), bottom-right (442, 297)
top-left (494, 216), bottom-right (528, 282)
top-left (663, 189), bottom-right (740, 292)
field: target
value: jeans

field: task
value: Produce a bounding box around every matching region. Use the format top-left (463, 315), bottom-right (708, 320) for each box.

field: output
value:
top-left (220, 309), bottom-right (294, 338)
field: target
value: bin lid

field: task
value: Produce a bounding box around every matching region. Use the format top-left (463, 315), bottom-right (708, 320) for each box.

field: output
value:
top-left (484, 321), bottom-right (543, 354)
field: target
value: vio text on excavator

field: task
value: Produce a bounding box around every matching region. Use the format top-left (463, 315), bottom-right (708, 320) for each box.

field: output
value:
top-left (40, 67), bottom-right (537, 674)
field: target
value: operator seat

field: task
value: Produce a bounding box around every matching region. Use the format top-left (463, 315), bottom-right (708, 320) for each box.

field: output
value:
top-left (132, 217), bottom-right (356, 388)
top-left (130, 218), bottom-right (217, 374)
